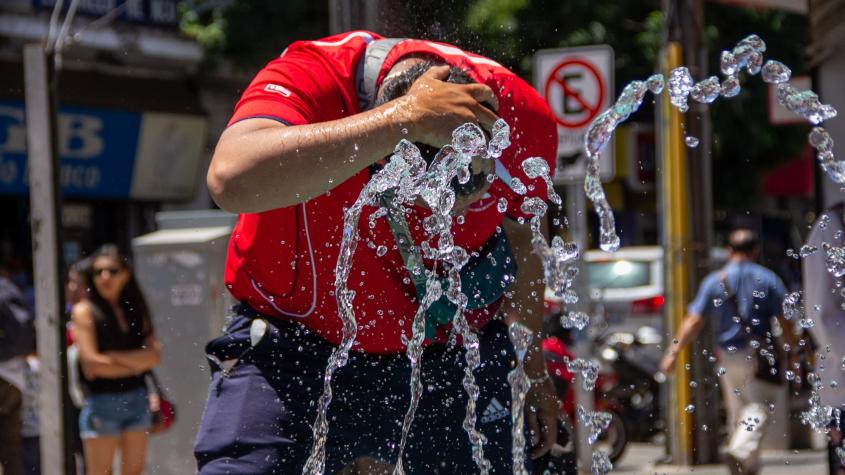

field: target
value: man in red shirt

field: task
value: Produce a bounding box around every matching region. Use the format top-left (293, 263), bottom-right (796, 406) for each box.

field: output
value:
top-left (195, 31), bottom-right (559, 473)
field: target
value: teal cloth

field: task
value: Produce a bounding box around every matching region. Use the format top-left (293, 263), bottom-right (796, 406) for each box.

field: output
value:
top-left (420, 231), bottom-right (516, 339)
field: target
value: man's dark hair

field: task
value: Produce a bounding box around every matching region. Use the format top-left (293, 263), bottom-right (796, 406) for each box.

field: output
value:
top-left (728, 228), bottom-right (759, 254)
top-left (373, 59), bottom-right (493, 196)
top-left (375, 59), bottom-right (473, 107)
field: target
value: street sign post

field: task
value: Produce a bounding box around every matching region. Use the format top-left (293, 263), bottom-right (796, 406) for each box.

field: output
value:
top-left (534, 45), bottom-right (615, 184)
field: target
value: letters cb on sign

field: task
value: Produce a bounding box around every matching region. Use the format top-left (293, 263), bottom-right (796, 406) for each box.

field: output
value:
top-left (533, 45), bottom-right (614, 184)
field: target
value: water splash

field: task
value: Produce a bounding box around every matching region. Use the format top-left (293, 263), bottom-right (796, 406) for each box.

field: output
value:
top-left (507, 322), bottom-right (534, 475)
top-left (761, 60), bottom-right (791, 84)
top-left (591, 450), bottom-right (613, 475)
top-left (566, 357), bottom-right (600, 391)
top-left (782, 291), bottom-right (802, 321)
top-left (823, 242), bottom-right (845, 277)
top-left (522, 157), bottom-right (562, 206)
top-left (560, 311), bottom-right (590, 330)
top-left (584, 80), bottom-right (650, 251)
top-left (577, 405), bottom-right (612, 445)
top-left (303, 142), bottom-right (416, 474)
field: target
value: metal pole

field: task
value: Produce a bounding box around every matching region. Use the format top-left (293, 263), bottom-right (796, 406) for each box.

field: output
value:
top-left (657, 38), bottom-right (694, 465)
top-left (679, 0), bottom-right (720, 464)
top-left (23, 43), bottom-right (67, 475)
top-left (566, 183), bottom-right (594, 473)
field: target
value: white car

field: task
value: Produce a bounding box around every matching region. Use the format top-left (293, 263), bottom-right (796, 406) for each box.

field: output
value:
top-left (545, 245), bottom-right (729, 335)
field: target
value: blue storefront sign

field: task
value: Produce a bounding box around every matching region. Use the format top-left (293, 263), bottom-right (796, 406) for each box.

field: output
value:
top-left (0, 101), bottom-right (207, 200)
top-left (32, 0), bottom-right (180, 28)
top-left (0, 101), bottom-right (141, 198)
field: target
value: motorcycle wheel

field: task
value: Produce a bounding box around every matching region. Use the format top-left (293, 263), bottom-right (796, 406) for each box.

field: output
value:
top-left (531, 414), bottom-right (577, 475)
top-left (594, 411), bottom-right (628, 464)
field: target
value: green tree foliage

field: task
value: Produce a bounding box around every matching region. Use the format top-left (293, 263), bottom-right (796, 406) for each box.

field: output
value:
top-left (703, 5), bottom-right (809, 210)
top-left (179, 0), bottom-right (329, 71)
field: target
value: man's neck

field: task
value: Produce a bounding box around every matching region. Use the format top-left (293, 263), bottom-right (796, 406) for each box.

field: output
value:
top-left (729, 254), bottom-right (751, 263)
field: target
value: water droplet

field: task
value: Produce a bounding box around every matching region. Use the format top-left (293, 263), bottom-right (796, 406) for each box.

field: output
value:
top-left (685, 404), bottom-right (696, 413)
top-left (690, 76), bottom-right (721, 103)
top-left (646, 73), bottom-right (665, 94)
top-left (685, 135), bottom-right (700, 148)
top-left (497, 197), bottom-right (508, 213)
top-left (720, 75), bottom-right (741, 98)
top-left (510, 177), bottom-right (527, 195)
top-left (762, 60), bottom-right (792, 84)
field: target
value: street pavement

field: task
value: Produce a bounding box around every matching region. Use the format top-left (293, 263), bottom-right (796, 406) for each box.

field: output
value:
top-left (612, 442), bottom-right (827, 474)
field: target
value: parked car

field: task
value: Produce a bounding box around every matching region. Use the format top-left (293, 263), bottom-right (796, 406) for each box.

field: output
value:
top-left (546, 245), bottom-right (728, 336)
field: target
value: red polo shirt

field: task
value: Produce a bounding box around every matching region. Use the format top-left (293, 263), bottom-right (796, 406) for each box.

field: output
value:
top-left (224, 31), bottom-right (557, 353)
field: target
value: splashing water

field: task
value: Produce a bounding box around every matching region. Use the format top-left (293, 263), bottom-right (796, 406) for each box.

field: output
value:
top-left (583, 79), bottom-right (652, 252)
top-left (824, 243), bottom-right (845, 277)
top-left (566, 357), bottom-right (600, 391)
top-left (522, 157), bottom-right (562, 206)
top-left (560, 311), bottom-right (590, 330)
top-left (305, 121), bottom-right (506, 474)
top-left (591, 450), bottom-right (613, 475)
top-left (580, 33), bottom-right (838, 259)
top-left (507, 322), bottom-right (534, 475)
top-left (577, 405), bottom-right (612, 445)
top-left (782, 291), bottom-right (802, 321)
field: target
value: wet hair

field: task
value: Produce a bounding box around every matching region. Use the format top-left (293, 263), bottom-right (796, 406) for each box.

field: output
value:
top-left (728, 228), bottom-right (759, 254)
top-left (84, 244), bottom-right (153, 339)
top-left (374, 59), bottom-right (493, 196)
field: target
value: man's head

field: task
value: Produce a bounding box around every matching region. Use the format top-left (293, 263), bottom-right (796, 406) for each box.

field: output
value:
top-left (727, 228), bottom-right (759, 259)
top-left (374, 58), bottom-right (496, 212)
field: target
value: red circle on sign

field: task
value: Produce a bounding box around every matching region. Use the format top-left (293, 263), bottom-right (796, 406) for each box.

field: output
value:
top-left (544, 58), bottom-right (606, 129)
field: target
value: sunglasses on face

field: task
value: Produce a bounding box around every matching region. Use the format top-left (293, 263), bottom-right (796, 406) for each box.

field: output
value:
top-left (93, 267), bottom-right (122, 278)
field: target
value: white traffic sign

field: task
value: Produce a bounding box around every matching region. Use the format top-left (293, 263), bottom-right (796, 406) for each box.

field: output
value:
top-left (534, 45), bottom-right (614, 183)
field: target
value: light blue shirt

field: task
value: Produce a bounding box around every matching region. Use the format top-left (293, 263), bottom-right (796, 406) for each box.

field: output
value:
top-left (688, 260), bottom-right (786, 350)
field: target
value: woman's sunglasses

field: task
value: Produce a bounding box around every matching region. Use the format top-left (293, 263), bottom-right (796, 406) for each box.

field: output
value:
top-left (93, 267), bottom-right (122, 278)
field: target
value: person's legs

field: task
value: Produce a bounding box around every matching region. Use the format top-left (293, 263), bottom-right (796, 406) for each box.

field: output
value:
top-left (0, 376), bottom-right (24, 475)
top-left (720, 350), bottom-right (751, 436)
top-left (194, 310), bottom-right (332, 474)
top-left (118, 431), bottom-right (148, 475)
top-left (82, 436), bottom-right (120, 475)
top-left (723, 349), bottom-right (777, 474)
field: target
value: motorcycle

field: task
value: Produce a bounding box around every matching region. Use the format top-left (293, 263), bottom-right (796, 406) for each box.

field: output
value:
top-left (532, 328), bottom-right (628, 474)
top-left (595, 326), bottom-right (665, 442)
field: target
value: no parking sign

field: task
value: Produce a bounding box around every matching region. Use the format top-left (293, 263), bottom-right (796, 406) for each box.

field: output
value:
top-left (534, 46), bottom-right (614, 183)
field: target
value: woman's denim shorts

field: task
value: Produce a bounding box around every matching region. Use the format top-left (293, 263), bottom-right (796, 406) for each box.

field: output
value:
top-left (79, 387), bottom-right (151, 438)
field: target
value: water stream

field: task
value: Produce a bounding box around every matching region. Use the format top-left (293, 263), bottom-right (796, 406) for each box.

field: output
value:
top-left (301, 33), bottom-right (844, 475)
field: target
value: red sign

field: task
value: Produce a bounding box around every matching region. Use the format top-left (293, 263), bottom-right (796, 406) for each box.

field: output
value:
top-left (543, 57), bottom-right (607, 129)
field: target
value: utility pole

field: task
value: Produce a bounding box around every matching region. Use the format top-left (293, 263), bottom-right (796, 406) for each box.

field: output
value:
top-left (679, 0), bottom-right (719, 465)
top-left (659, 0), bottom-right (715, 466)
top-left (24, 43), bottom-right (69, 474)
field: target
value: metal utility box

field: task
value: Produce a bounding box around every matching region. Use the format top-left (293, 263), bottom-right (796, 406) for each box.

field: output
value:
top-left (132, 210), bottom-right (235, 475)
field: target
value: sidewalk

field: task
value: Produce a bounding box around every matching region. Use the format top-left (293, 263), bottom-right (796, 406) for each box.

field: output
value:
top-left (612, 443), bottom-right (826, 474)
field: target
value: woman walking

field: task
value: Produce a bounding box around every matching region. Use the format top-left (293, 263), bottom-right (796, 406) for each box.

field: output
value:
top-left (71, 245), bottom-right (161, 475)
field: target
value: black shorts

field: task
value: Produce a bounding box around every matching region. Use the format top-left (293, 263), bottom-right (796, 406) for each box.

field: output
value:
top-left (193, 305), bottom-right (523, 474)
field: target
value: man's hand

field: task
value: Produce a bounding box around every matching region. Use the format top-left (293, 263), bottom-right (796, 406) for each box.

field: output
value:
top-left (660, 350), bottom-right (678, 375)
top-left (402, 65), bottom-right (500, 147)
top-left (525, 378), bottom-right (559, 459)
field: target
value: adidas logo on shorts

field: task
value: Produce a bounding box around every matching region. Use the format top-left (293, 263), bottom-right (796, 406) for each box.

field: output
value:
top-left (481, 397), bottom-right (509, 424)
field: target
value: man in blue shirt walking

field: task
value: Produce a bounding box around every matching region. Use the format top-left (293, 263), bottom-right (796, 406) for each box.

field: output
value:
top-left (660, 228), bottom-right (798, 475)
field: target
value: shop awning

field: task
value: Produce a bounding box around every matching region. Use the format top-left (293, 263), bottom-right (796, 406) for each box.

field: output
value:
top-left (762, 146), bottom-right (815, 198)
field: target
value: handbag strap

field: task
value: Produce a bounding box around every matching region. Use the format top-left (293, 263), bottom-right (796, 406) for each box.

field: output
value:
top-left (147, 371), bottom-right (169, 399)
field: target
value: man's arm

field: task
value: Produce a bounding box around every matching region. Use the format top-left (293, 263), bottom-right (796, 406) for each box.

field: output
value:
top-left (208, 66), bottom-right (499, 213)
top-left (501, 216), bottom-right (559, 458)
top-left (660, 313), bottom-right (706, 374)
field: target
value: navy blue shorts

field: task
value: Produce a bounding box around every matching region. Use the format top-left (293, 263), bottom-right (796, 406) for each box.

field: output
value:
top-left (194, 305), bottom-right (522, 474)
